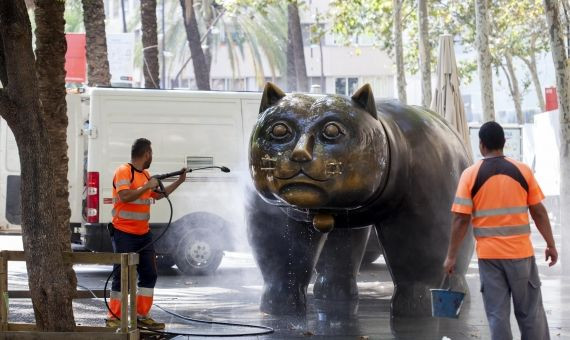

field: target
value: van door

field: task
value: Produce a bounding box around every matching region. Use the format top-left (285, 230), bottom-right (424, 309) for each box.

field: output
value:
top-left (66, 94), bottom-right (88, 225)
top-left (0, 118), bottom-right (22, 231)
top-left (0, 94), bottom-right (87, 234)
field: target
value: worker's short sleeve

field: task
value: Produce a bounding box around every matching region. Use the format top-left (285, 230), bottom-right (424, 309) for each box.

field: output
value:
top-left (525, 168), bottom-right (545, 206)
top-left (114, 166), bottom-right (132, 192)
top-left (451, 169), bottom-right (473, 215)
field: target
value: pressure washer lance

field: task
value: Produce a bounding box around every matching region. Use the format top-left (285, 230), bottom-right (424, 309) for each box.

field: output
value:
top-left (103, 165), bottom-right (274, 337)
top-left (153, 166), bottom-right (231, 196)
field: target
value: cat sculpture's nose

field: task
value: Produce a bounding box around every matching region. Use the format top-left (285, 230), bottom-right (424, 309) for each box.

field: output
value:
top-left (291, 134), bottom-right (314, 162)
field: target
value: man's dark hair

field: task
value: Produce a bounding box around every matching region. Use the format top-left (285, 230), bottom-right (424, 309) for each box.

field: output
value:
top-left (479, 121), bottom-right (505, 150)
top-left (131, 138), bottom-right (152, 159)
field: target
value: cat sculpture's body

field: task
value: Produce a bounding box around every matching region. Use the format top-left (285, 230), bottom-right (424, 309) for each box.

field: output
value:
top-left (247, 83), bottom-right (473, 317)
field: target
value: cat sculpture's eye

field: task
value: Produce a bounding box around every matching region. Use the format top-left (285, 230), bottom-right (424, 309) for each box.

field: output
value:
top-left (322, 122), bottom-right (344, 140)
top-left (269, 122), bottom-right (291, 140)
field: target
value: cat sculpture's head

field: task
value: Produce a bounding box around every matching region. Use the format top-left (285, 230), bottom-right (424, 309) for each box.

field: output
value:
top-left (249, 82), bottom-right (389, 215)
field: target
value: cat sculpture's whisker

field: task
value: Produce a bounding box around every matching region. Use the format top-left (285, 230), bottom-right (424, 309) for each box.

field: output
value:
top-left (325, 161), bottom-right (343, 176)
top-left (261, 154), bottom-right (277, 171)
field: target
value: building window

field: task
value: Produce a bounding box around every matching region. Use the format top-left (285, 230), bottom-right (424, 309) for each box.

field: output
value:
top-left (302, 24), bottom-right (325, 46)
top-left (462, 94), bottom-right (473, 122)
top-left (335, 77), bottom-right (358, 95)
top-left (211, 78), bottom-right (246, 91)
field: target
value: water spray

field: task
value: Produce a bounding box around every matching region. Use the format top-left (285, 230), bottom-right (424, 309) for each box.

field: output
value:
top-left (102, 165), bottom-right (274, 336)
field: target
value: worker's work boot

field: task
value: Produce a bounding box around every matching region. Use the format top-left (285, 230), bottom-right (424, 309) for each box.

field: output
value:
top-left (137, 316), bottom-right (165, 330)
top-left (105, 318), bottom-right (121, 328)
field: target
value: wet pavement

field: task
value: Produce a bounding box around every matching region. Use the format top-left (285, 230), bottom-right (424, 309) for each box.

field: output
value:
top-left (2, 229), bottom-right (570, 339)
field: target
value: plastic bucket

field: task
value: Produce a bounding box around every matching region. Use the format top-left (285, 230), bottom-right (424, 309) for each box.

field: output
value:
top-left (430, 288), bottom-right (465, 318)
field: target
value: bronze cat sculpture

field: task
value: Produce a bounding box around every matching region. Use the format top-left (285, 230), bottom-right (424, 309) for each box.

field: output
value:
top-left (247, 82), bottom-right (473, 317)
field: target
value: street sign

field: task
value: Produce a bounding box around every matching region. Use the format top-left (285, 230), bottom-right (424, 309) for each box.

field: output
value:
top-left (107, 33), bottom-right (134, 87)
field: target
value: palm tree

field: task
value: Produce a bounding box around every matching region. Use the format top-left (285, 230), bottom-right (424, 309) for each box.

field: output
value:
top-left (82, 0), bottom-right (112, 86)
top-left (125, 0), bottom-right (287, 90)
top-left (184, 0), bottom-right (288, 90)
top-left (287, 1), bottom-right (308, 92)
top-left (180, 0), bottom-right (211, 90)
top-left (141, 0), bottom-right (160, 88)
top-left (230, 4), bottom-right (287, 87)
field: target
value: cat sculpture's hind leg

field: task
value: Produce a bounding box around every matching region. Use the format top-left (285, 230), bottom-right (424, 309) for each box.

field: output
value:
top-left (246, 193), bottom-right (326, 315)
top-left (376, 208), bottom-right (473, 317)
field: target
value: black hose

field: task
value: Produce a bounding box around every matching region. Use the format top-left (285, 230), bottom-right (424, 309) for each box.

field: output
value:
top-left (102, 175), bottom-right (274, 337)
top-left (153, 304), bottom-right (274, 337)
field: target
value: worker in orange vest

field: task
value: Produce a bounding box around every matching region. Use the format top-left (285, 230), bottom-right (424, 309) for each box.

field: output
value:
top-left (106, 138), bottom-right (186, 330)
top-left (444, 121), bottom-right (557, 340)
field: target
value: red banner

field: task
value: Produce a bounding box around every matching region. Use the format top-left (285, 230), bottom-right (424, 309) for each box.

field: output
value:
top-left (65, 33), bottom-right (86, 83)
top-left (545, 86), bottom-right (558, 111)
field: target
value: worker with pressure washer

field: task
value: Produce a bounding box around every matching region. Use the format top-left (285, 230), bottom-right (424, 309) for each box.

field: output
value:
top-left (105, 138), bottom-right (186, 330)
top-left (444, 121), bottom-right (557, 340)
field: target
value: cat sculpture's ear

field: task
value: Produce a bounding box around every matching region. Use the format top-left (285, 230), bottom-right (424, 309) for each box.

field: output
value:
top-left (351, 84), bottom-right (378, 119)
top-left (259, 82), bottom-right (286, 114)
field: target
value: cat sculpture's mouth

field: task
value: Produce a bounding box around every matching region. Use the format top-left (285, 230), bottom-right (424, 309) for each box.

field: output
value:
top-left (273, 169), bottom-right (329, 182)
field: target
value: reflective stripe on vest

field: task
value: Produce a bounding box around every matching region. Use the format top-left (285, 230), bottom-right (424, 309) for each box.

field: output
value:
top-left (115, 179), bottom-right (131, 187)
top-left (112, 198), bottom-right (152, 205)
top-left (473, 205), bottom-right (528, 218)
top-left (111, 209), bottom-right (150, 221)
top-left (473, 224), bottom-right (530, 237)
top-left (454, 197), bottom-right (473, 206)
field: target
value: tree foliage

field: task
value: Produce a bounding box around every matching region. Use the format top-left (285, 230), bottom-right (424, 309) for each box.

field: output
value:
top-left (325, 0), bottom-right (478, 83)
top-left (325, 0), bottom-right (550, 114)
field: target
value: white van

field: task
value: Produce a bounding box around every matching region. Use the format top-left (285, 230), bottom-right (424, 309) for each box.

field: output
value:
top-left (0, 94), bottom-right (88, 239)
top-left (82, 87), bottom-right (263, 275)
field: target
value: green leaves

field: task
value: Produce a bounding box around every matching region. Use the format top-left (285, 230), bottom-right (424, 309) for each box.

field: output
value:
top-left (324, 0), bottom-right (550, 83)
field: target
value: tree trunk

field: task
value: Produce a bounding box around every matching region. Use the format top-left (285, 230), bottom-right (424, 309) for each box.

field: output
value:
top-left (286, 11), bottom-right (296, 92)
top-left (520, 54), bottom-right (546, 112)
top-left (204, 7), bottom-right (215, 77)
top-left (418, 0), bottom-right (431, 108)
top-left (319, 36), bottom-right (325, 92)
top-left (141, 0), bottom-right (160, 88)
top-left (288, 2), bottom-right (308, 92)
top-left (81, 0), bottom-right (111, 86)
top-left (562, 0), bottom-right (570, 58)
top-left (503, 54), bottom-right (524, 124)
top-left (180, 0), bottom-right (210, 90)
top-left (475, 0), bottom-right (495, 121)
top-left (120, 0), bottom-right (127, 33)
top-left (0, 0), bottom-right (77, 331)
top-left (393, 0), bottom-right (407, 104)
top-left (544, 0), bottom-right (570, 274)
top-left (160, 0), bottom-right (166, 88)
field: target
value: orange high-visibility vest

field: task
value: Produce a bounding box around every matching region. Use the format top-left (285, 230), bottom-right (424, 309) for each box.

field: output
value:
top-left (111, 163), bottom-right (159, 235)
top-left (451, 156), bottom-right (545, 259)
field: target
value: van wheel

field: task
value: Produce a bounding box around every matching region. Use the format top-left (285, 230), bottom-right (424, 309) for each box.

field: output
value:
top-left (174, 228), bottom-right (224, 276)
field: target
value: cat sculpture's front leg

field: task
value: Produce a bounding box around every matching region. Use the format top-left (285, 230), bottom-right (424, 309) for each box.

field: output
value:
top-left (247, 194), bottom-right (326, 315)
top-left (313, 226), bottom-right (371, 317)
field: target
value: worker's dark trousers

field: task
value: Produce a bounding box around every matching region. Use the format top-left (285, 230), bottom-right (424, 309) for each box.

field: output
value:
top-left (479, 257), bottom-right (550, 340)
top-left (111, 228), bottom-right (158, 292)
